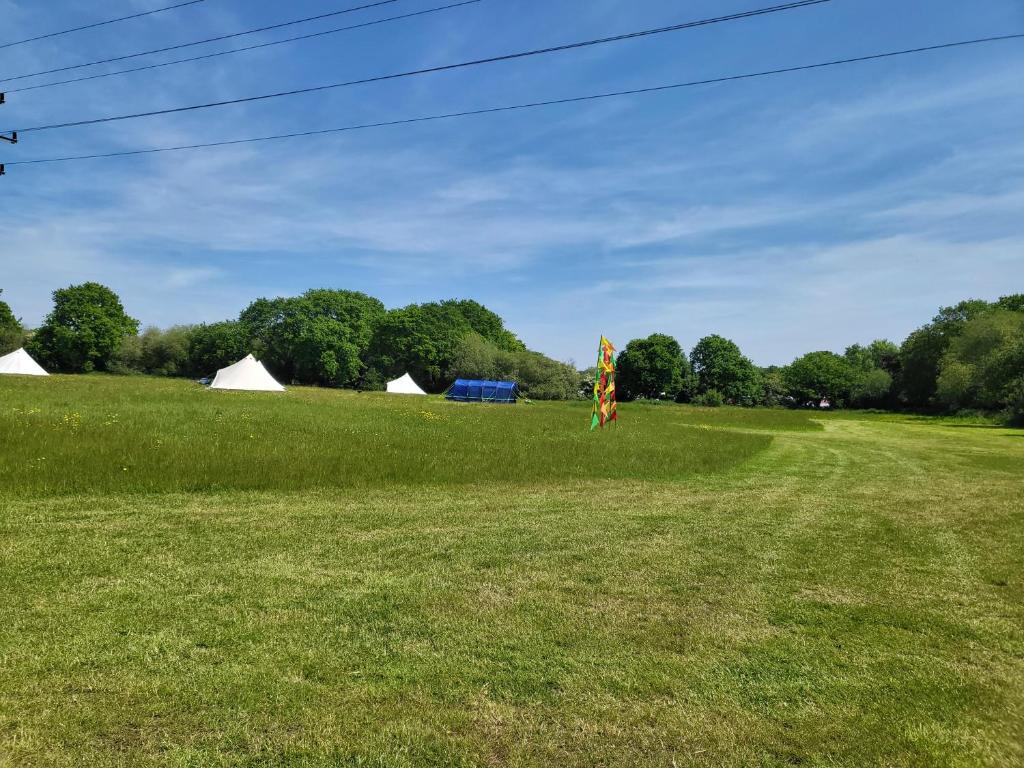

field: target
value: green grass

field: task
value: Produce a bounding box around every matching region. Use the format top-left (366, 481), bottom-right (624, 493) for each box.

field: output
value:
top-left (1, 375), bottom-right (1022, 767)
top-left (0, 376), bottom-right (785, 495)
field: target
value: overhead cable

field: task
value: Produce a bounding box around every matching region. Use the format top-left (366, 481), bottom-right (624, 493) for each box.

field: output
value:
top-left (0, 1), bottom-right (208, 51)
top-left (7, 31), bottom-right (1022, 169)
top-left (3, 0), bottom-right (835, 135)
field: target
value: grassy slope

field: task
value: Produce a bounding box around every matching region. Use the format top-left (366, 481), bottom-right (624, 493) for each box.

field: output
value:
top-left (0, 376), bottom-right (791, 495)
top-left (0, 376), bottom-right (1022, 767)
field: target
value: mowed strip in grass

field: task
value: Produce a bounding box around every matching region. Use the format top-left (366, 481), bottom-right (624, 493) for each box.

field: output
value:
top-left (0, 375), bottom-right (798, 495)
top-left (1, 375), bottom-right (1022, 767)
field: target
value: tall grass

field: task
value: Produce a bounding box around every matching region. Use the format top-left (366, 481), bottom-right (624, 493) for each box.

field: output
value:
top-left (0, 375), bottom-right (808, 496)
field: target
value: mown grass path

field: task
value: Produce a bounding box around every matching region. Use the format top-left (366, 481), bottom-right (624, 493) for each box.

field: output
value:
top-left (0, 382), bottom-right (1022, 767)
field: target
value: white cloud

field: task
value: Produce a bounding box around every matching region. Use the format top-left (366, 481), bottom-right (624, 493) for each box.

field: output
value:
top-left (3, 0), bottom-right (1023, 368)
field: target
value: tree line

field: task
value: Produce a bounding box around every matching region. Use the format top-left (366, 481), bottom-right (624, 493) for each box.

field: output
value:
top-left (1, 284), bottom-right (1021, 422)
top-left (613, 294), bottom-right (1023, 424)
top-left (0, 283), bottom-right (579, 400)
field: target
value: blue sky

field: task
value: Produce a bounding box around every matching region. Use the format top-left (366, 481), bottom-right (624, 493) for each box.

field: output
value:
top-left (2, 0), bottom-right (1023, 366)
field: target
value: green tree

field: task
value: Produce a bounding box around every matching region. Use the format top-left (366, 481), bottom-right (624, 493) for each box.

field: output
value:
top-left (850, 368), bottom-right (894, 407)
top-left (579, 367), bottom-right (597, 400)
top-left (447, 332), bottom-right (499, 382)
top-left (239, 290), bottom-right (385, 387)
top-left (443, 299), bottom-right (525, 352)
top-left (845, 340), bottom-right (899, 373)
top-left (844, 340), bottom-right (898, 407)
top-left (617, 333), bottom-right (689, 400)
top-left (27, 283), bottom-right (139, 372)
top-left (1006, 375), bottom-right (1024, 426)
top-left (783, 351), bottom-right (856, 404)
top-left (994, 294), bottom-right (1024, 313)
top-left (690, 335), bottom-right (760, 405)
top-left (366, 302), bottom-right (473, 391)
top-left (112, 326), bottom-right (194, 376)
top-left (758, 366), bottom-right (788, 407)
top-left (898, 300), bottom-right (991, 407)
top-left (0, 289), bottom-right (24, 355)
top-left (187, 321), bottom-right (248, 377)
top-left (492, 347), bottom-right (579, 400)
top-left (935, 310), bottom-right (1024, 411)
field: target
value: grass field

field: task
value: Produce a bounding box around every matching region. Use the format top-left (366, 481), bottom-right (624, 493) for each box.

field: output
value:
top-left (1, 375), bottom-right (1022, 767)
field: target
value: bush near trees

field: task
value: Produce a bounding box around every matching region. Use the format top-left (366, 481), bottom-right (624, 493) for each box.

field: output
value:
top-left (27, 283), bottom-right (139, 372)
top-left (692, 389), bottom-right (725, 408)
top-left (0, 289), bottom-right (24, 355)
top-left (111, 326), bottom-right (193, 377)
top-left (448, 332), bottom-right (578, 400)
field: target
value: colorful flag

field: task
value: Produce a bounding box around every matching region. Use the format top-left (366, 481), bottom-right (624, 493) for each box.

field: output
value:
top-left (591, 336), bottom-right (618, 431)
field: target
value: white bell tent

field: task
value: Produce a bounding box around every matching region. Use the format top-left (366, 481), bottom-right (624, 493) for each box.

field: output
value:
top-left (386, 372), bottom-right (427, 395)
top-left (0, 348), bottom-right (49, 377)
top-left (210, 354), bottom-right (284, 392)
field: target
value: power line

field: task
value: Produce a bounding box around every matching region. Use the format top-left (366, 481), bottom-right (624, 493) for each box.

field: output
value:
top-left (0, 0), bottom-right (405, 85)
top-left (0, 1), bottom-right (208, 51)
top-left (7, 1), bottom-right (482, 96)
top-left (4, 0), bottom-right (833, 135)
top-left (7, 32), bottom-right (1023, 170)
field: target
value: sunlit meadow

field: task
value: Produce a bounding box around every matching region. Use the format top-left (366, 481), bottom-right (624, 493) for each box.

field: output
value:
top-left (1, 374), bottom-right (1022, 767)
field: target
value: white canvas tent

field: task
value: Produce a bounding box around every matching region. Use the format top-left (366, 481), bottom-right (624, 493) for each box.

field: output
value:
top-left (386, 372), bottom-right (427, 395)
top-left (210, 354), bottom-right (284, 392)
top-left (0, 348), bottom-right (48, 377)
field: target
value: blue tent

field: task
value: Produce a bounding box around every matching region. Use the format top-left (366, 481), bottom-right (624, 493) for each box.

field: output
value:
top-left (446, 379), bottom-right (518, 404)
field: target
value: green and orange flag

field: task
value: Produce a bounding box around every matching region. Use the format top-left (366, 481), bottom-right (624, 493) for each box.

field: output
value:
top-left (591, 335), bottom-right (618, 431)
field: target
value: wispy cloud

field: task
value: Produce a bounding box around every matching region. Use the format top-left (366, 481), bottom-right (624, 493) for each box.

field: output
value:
top-left (2, 0), bottom-right (1023, 366)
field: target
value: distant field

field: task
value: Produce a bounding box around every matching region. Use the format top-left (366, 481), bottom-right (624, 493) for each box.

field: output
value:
top-left (1, 375), bottom-right (1022, 767)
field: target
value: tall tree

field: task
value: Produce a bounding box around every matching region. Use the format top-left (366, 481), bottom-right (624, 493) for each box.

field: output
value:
top-left (690, 335), bottom-right (760, 405)
top-left (783, 351), bottom-right (856, 404)
top-left (27, 283), bottom-right (138, 372)
top-left (239, 290), bottom-right (385, 386)
top-left (899, 300), bottom-right (991, 407)
top-left (616, 334), bottom-right (689, 400)
top-left (845, 340), bottom-right (899, 373)
top-left (365, 302), bottom-right (473, 391)
top-left (994, 294), bottom-right (1024, 313)
top-left (443, 299), bottom-right (525, 352)
top-left (844, 340), bottom-right (898, 407)
top-left (935, 310), bottom-right (1024, 411)
top-left (0, 289), bottom-right (23, 355)
top-left (187, 321), bottom-right (248, 377)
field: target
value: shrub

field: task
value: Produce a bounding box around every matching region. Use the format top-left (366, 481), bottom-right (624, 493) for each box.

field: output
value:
top-left (1004, 378), bottom-right (1024, 426)
top-left (693, 389), bottom-right (725, 407)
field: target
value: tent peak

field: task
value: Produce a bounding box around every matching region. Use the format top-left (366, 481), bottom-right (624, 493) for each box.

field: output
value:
top-left (210, 354), bottom-right (284, 392)
top-left (386, 372), bottom-right (427, 395)
top-left (0, 347), bottom-right (49, 377)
